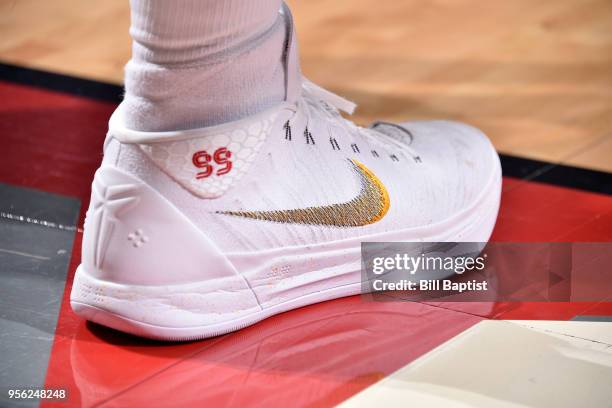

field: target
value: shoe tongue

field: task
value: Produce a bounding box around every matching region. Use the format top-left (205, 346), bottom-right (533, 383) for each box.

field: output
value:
top-left (302, 79), bottom-right (357, 115)
top-left (281, 2), bottom-right (302, 104)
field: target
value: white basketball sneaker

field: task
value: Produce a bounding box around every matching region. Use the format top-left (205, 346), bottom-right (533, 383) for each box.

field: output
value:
top-left (70, 9), bottom-right (501, 339)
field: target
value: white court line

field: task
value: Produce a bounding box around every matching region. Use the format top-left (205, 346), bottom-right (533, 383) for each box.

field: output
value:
top-left (0, 247), bottom-right (51, 261)
top-left (340, 320), bottom-right (612, 407)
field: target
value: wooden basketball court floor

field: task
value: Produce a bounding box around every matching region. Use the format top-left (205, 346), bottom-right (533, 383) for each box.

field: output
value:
top-left (0, 1), bottom-right (611, 406)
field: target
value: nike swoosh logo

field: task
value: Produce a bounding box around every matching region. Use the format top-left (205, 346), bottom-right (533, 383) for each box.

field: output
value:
top-left (218, 159), bottom-right (390, 227)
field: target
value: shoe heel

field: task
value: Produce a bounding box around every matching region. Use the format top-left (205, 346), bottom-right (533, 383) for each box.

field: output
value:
top-left (81, 166), bottom-right (240, 285)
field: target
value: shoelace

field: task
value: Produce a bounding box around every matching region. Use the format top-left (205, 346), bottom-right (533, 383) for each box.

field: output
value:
top-left (300, 78), bottom-right (421, 161)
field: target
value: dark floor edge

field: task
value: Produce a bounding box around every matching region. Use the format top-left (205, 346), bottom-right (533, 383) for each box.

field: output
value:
top-left (500, 155), bottom-right (611, 195)
top-left (571, 316), bottom-right (612, 322)
top-left (1, 61), bottom-right (611, 195)
top-left (0, 61), bottom-right (123, 103)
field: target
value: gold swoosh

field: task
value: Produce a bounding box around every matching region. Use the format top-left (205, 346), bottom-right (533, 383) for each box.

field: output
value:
top-left (219, 159), bottom-right (390, 227)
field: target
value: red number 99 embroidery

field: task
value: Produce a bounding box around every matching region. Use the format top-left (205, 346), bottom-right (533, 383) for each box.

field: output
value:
top-left (192, 147), bottom-right (233, 179)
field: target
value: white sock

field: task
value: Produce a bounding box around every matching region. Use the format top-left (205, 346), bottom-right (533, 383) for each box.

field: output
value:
top-left (123, 0), bottom-right (297, 132)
